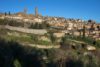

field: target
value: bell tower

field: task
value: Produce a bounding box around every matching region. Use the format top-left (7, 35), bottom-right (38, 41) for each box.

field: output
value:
top-left (35, 7), bottom-right (38, 17)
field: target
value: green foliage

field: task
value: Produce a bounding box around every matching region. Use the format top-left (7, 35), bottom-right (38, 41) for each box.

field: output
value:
top-left (0, 18), bottom-right (50, 29)
top-left (95, 40), bottom-right (100, 47)
top-left (61, 36), bottom-right (66, 43)
top-left (0, 37), bottom-right (100, 67)
top-left (30, 35), bottom-right (38, 43)
top-left (5, 12), bottom-right (7, 16)
top-left (0, 19), bottom-right (24, 27)
top-left (49, 32), bottom-right (57, 44)
top-left (38, 40), bottom-right (51, 45)
top-left (30, 22), bottom-right (50, 29)
top-left (64, 35), bottom-right (94, 45)
top-left (83, 25), bottom-right (86, 38)
top-left (9, 11), bottom-right (11, 15)
top-left (14, 59), bottom-right (21, 67)
top-left (0, 19), bottom-right (8, 25)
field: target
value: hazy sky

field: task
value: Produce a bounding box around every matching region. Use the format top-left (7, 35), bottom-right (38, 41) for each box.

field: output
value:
top-left (0, 0), bottom-right (100, 22)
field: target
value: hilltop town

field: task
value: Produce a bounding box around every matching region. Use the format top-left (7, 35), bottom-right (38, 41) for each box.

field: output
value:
top-left (0, 7), bottom-right (100, 40)
top-left (0, 7), bottom-right (100, 67)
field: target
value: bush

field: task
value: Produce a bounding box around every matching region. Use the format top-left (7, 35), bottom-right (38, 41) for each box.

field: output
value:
top-left (65, 35), bottom-right (94, 45)
top-left (96, 40), bottom-right (100, 47)
top-left (14, 59), bottom-right (21, 67)
top-left (38, 40), bottom-right (50, 45)
top-left (29, 22), bottom-right (50, 29)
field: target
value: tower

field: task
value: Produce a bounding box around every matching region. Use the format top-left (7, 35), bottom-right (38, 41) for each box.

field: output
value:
top-left (35, 7), bottom-right (38, 17)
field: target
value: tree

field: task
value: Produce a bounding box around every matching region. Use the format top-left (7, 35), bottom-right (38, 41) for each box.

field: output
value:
top-left (49, 32), bottom-right (56, 44)
top-left (8, 11), bottom-right (11, 15)
top-left (90, 23), bottom-right (95, 31)
top-left (79, 29), bottom-right (82, 36)
top-left (14, 59), bottom-right (21, 67)
top-left (61, 36), bottom-right (66, 44)
top-left (83, 25), bottom-right (86, 38)
top-left (97, 25), bottom-right (100, 30)
top-left (5, 12), bottom-right (7, 16)
top-left (88, 19), bottom-right (92, 22)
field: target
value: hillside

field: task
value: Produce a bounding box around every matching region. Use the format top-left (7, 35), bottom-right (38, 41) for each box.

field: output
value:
top-left (0, 13), bottom-right (100, 67)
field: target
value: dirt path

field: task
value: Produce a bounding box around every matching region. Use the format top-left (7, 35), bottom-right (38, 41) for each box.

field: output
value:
top-left (67, 39), bottom-right (87, 44)
top-left (20, 43), bottom-right (60, 49)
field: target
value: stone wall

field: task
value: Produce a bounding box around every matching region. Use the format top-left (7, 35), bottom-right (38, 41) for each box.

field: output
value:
top-left (0, 25), bottom-right (47, 35)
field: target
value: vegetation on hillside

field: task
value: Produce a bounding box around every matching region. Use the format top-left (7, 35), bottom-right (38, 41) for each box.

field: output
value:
top-left (29, 22), bottom-right (50, 29)
top-left (0, 19), bottom-right (24, 27)
top-left (0, 37), bottom-right (100, 67)
top-left (0, 19), bottom-right (50, 29)
top-left (0, 16), bottom-right (100, 67)
top-left (0, 29), bottom-right (54, 45)
top-left (61, 34), bottom-right (100, 48)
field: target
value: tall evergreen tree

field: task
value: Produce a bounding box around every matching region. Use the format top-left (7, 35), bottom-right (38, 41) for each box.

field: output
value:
top-left (5, 12), bottom-right (7, 16)
top-left (83, 25), bottom-right (86, 38)
top-left (8, 11), bottom-right (11, 15)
